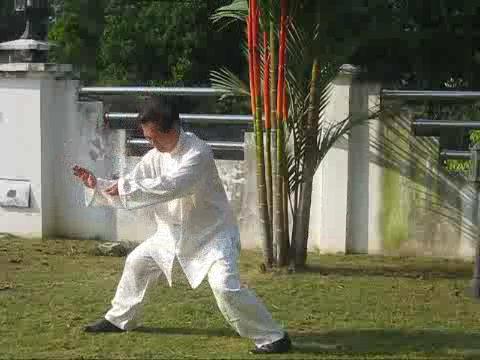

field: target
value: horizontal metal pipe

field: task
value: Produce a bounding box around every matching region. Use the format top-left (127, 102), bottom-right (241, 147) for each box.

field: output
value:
top-left (383, 90), bottom-right (480, 100)
top-left (127, 138), bottom-right (244, 151)
top-left (79, 87), bottom-right (231, 96)
top-left (180, 114), bottom-right (252, 125)
top-left (412, 119), bottom-right (480, 137)
top-left (105, 113), bottom-right (138, 120)
top-left (105, 112), bottom-right (252, 129)
top-left (414, 119), bottom-right (480, 128)
top-left (439, 150), bottom-right (471, 160)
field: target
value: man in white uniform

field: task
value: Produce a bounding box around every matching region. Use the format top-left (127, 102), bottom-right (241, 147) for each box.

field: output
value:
top-left (72, 99), bottom-right (291, 354)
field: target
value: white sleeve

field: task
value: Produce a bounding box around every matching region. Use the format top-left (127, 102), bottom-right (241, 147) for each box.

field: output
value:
top-left (117, 149), bottom-right (209, 210)
top-left (84, 178), bottom-right (124, 208)
top-left (84, 154), bottom-right (152, 209)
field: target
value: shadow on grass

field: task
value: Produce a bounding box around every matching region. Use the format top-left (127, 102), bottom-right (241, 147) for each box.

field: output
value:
top-left (134, 327), bottom-right (480, 356)
top-left (295, 265), bottom-right (473, 280)
top-left (290, 329), bottom-right (480, 356)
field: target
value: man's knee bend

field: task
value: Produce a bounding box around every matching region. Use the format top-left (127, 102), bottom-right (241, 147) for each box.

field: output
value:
top-left (124, 251), bottom-right (145, 273)
top-left (125, 252), bottom-right (137, 265)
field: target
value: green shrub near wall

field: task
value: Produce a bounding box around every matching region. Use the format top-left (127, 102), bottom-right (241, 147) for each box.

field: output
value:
top-left (380, 110), bottom-right (411, 252)
top-left (379, 104), bottom-right (465, 256)
top-left (381, 166), bottom-right (410, 252)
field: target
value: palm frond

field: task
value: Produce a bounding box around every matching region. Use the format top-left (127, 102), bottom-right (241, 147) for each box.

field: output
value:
top-left (314, 104), bottom-right (382, 175)
top-left (286, 22), bottom-right (309, 71)
top-left (210, 68), bottom-right (249, 98)
top-left (211, 0), bottom-right (248, 29)
top-left (240, 40), bottom-right (249, 60)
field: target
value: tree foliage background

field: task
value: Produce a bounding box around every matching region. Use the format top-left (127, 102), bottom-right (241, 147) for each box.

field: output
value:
top-left (46, 0), bottom-right (245, 85)
top-left (350, 1), bottom-right (480, 90)
top-left (2, 0), bottom-right (480, 89)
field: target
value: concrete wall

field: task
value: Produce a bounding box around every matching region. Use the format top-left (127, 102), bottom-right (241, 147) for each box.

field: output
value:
top-left (363, 102), bottom-right (475, 258)
top-left (53, 99), bottom-right (118, 241)
top-left (0, 78), bottom-right (43, 236)
top-left (0, 67), bottom-right (254, 243)
top-left (0, 64), bottom-right (477, 259)
top-left (0, 68), bottom-right (117, 240)
top-left (239, 76), bottom-right (476, 259)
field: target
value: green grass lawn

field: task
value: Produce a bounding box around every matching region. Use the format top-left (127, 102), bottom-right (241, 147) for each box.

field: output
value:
top-left (1, 236), bottom-right (480, 359)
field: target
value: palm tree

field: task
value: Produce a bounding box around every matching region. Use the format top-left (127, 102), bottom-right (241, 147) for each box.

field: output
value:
top-left (211, 0), bottom-right (381, 269)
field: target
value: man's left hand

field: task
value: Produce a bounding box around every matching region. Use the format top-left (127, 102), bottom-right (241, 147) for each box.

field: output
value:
top-left (105, 183), bottom-right (119, 196)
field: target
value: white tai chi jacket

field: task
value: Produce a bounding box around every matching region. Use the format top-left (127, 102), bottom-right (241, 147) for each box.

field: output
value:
top-left (84, 130), bottom-right (240, 289)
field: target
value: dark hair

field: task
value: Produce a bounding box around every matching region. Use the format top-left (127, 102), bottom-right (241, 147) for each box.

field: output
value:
top-left (137, 97), bottom-right (180, 132)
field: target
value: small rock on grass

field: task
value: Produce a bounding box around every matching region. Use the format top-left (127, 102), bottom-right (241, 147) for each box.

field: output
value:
top-left (0, 233), bottom-right (19, 240)
top-left (94, 242), bottom-right (138, 257)
top-left (0, 282), bottom-right (14, 291)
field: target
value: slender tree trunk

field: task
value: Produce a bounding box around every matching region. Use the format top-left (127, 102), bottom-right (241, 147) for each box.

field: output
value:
top-left (292, 58), bottom-right (319, 268)
top-left (275, 123), bottom-right (288, 266)
top-left (275, 0), bottom-right (289, 267)
top-left (270, 4), bottom-right (283, 264)
top-left (293, 180), bottom-right (313, 267)
top-left (271, 133), bottom-right (278, 264)
top-left (249, 1), bottom-right (273, 268)
top-left (263, 32), bottom-right (273, 245)
top-left (265, 129), bottom-right (272, 217)
top-left (289, 182), bottom-right (301, 269)
top-left (274, 123), bottom-right (285, 266)
top-left (255, 101), bottom-right (273, 269)
top-left (277, 122), bottom-right (289, 266)
top-left (282, 179), bottom-right (289, 250)
top-left (247, 17), bottom-right (256, 131)
top-left (269, 1), bottom-right (279, 264)
top-left (281, 87), bottom-right (290, 265)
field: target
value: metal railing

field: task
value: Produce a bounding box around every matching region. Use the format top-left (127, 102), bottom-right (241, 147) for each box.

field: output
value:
top-left (127, 138), bottom-right (244, 152)
top-left (79, 86), bottom-right (232, 97)
top-left (412, 119), bottom-right (480, 137)
top-left (382, 90), bottom-right (480, 100)
top-left (386, 88), bottom-right (480, 299)
top-left (439, 150), bottom-right (471, 160)
top-left (79, 86), bottom-right (249, 156)
top-left (105, 112), bottom-right (252, 129)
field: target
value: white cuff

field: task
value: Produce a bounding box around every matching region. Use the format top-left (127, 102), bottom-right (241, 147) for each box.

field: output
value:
top-left (117, 177), bottom-right (129, 209)
top-left (84, 186), bottom-right (97, 207)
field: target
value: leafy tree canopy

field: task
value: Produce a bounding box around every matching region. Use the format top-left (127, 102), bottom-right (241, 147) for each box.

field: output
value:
top-left (48, 0), bottom-right (244, 85)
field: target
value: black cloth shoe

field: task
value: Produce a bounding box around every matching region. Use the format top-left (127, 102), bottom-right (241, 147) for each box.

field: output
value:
top-left (84, 319), bottom-right (124, 333)
top-left (250, 333), bottom-right (292, 354)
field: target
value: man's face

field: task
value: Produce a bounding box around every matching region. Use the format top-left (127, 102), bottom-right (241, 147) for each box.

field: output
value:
top-left (141, 121), bottom-right (178, 153)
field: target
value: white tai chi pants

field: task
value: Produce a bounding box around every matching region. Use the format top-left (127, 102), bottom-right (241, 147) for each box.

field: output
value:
top-left (104, 242), bottom-right (285, 347)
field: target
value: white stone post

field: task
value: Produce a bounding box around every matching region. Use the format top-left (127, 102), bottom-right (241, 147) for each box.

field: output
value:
top-left (0, 63), bottom-right (117, 240)
top-left (346, 80), bottom-right (382, 254)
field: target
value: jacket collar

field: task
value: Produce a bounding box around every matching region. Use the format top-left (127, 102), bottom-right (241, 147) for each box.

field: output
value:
top-left (169, 128), bottom-right (185, 156)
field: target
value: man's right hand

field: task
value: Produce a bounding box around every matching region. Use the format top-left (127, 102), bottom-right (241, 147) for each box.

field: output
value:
top-left (72, 165), bottom-right (97, 189)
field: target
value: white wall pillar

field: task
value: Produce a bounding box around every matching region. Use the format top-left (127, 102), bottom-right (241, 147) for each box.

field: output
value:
top-left (312, 67), bottom-right (359, 253)
top-left (0, 63), bottom-right (118, 240)
top-left (0, 64), bottom-right (80, 238)
top-left (346, 81), bottom-right (382, 254)
top-left (0, 69), bottom-right (43, 237)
